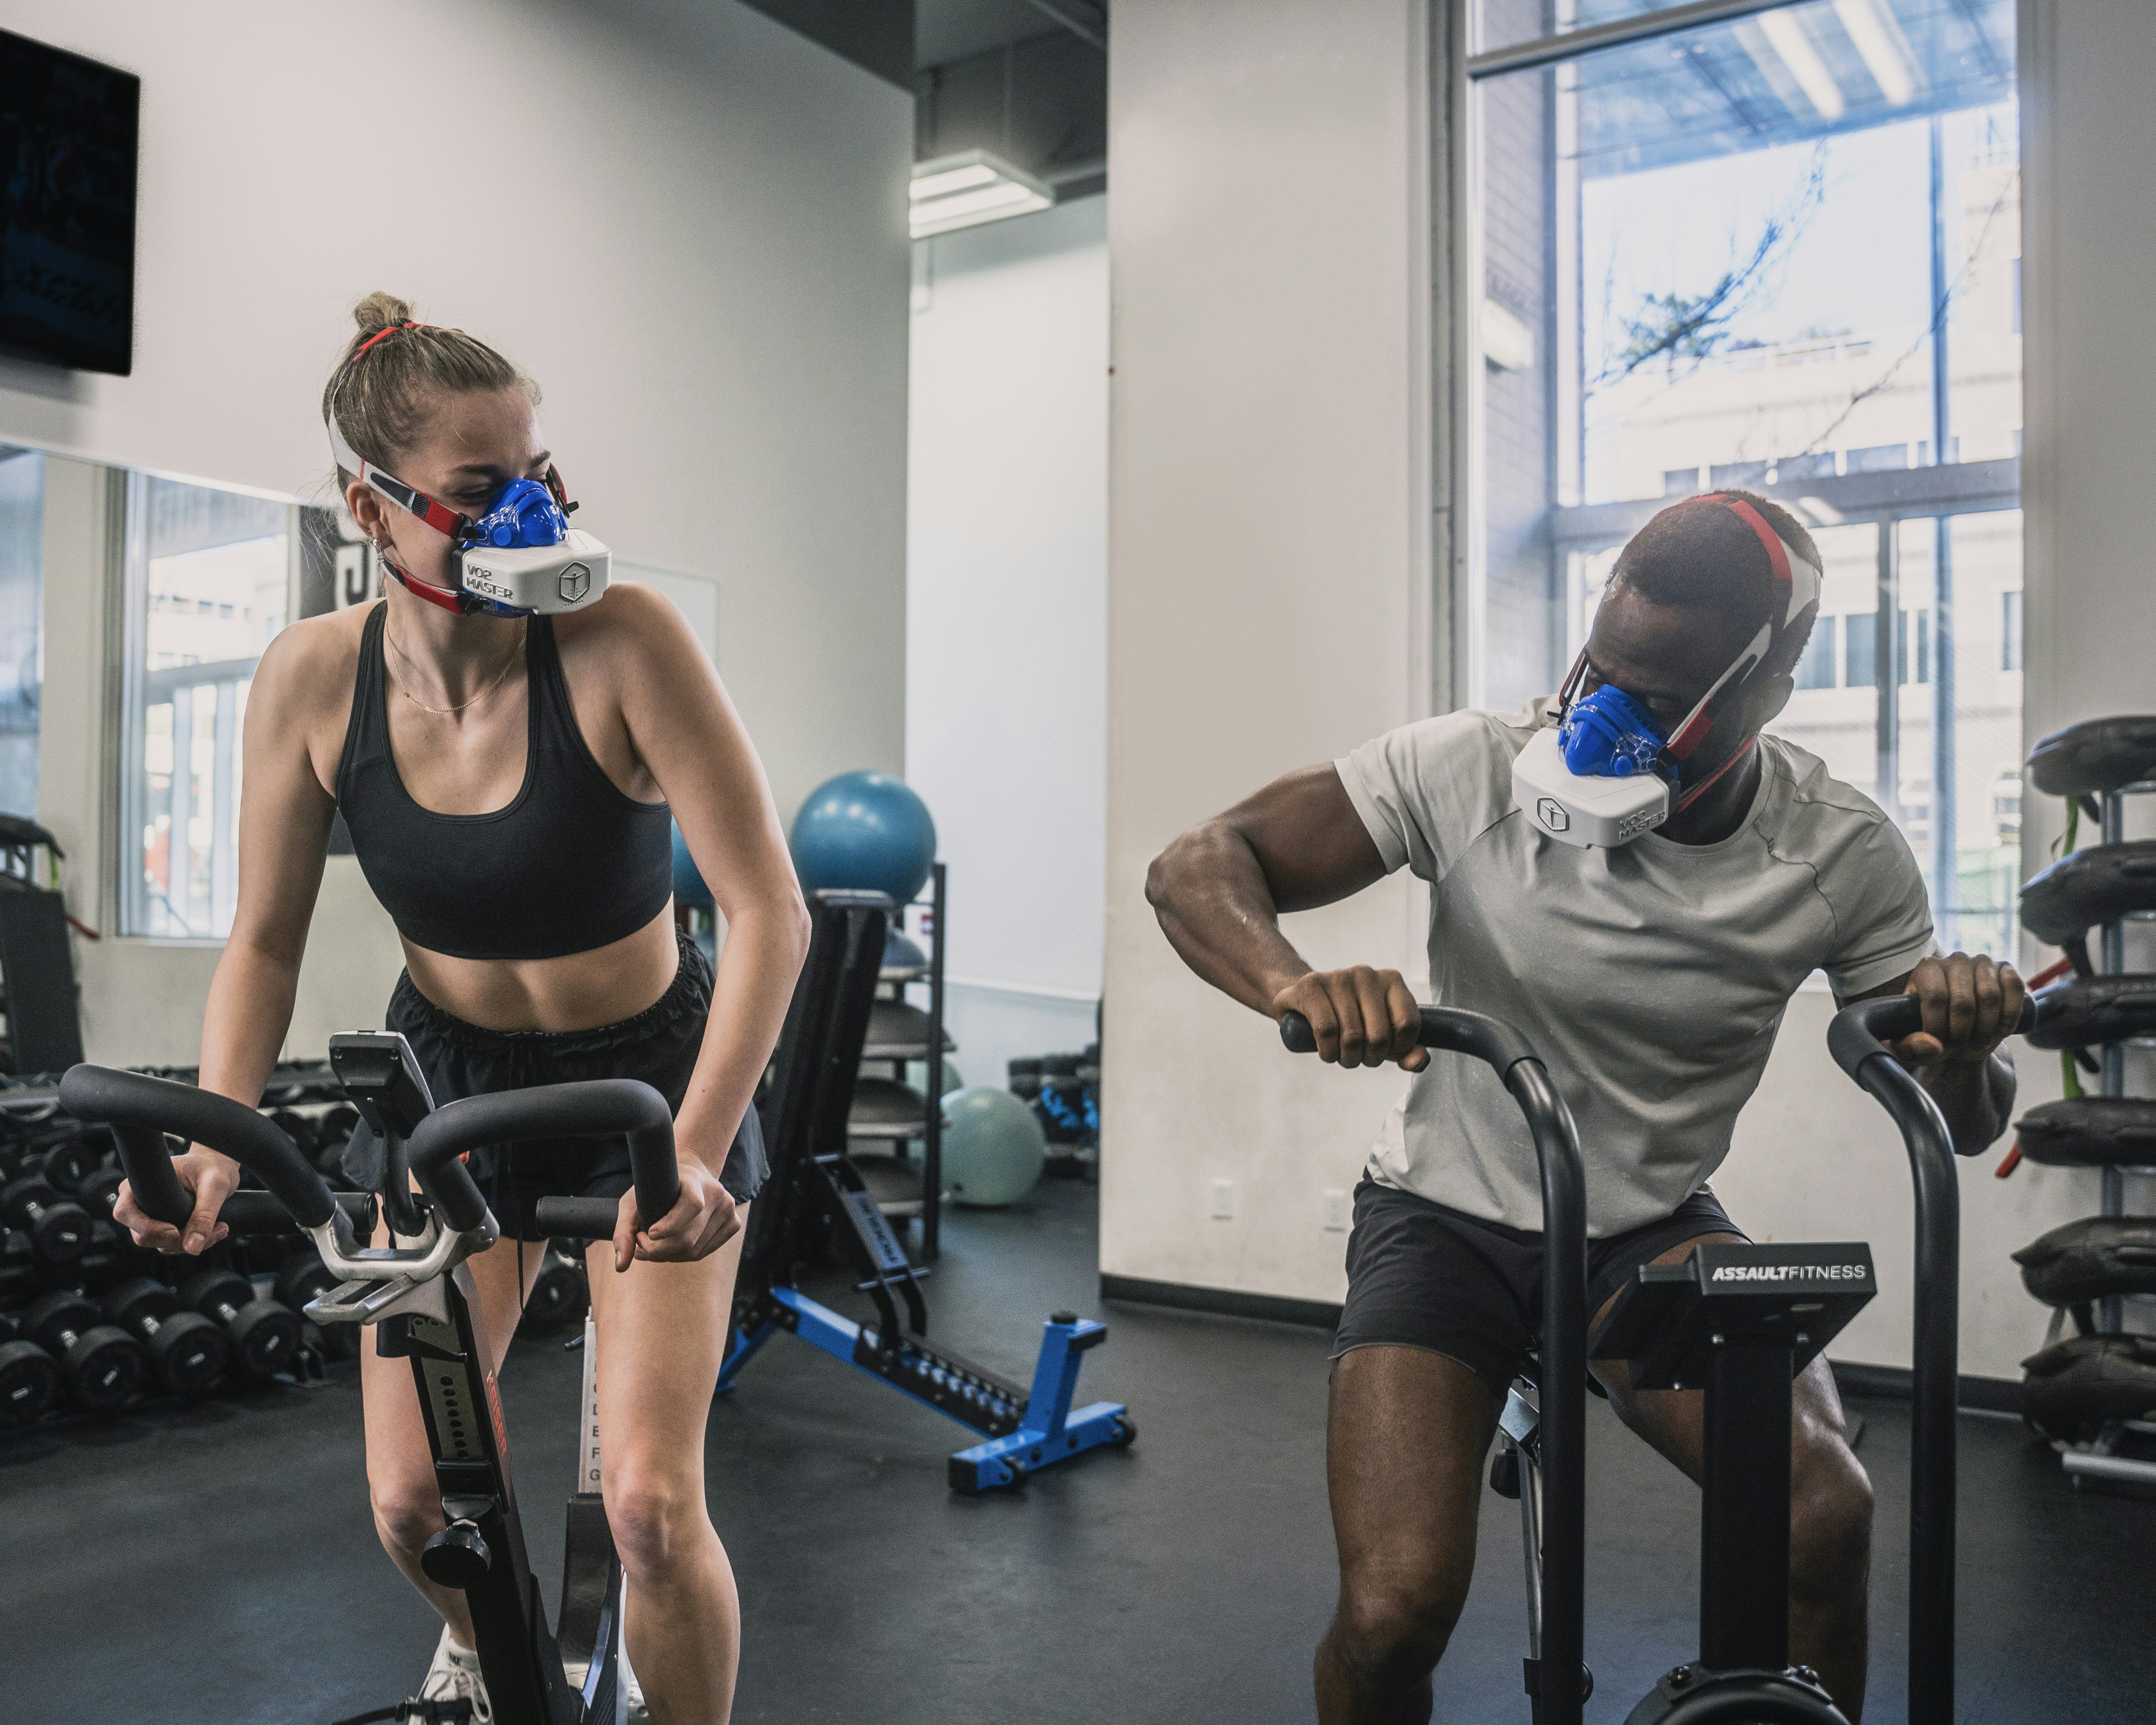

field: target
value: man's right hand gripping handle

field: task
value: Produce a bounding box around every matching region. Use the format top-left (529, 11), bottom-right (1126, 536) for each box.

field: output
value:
top-left (1269, 967), bottom-right (1431, 1071)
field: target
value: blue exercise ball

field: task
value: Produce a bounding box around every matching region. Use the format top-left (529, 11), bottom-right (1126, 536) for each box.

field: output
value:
top-left (671, 822), bottom-right (711, 910)
top-left (939, 1087), bottom-right (1045, 1208)
top-left (790, 772), bottom-right (937, 906)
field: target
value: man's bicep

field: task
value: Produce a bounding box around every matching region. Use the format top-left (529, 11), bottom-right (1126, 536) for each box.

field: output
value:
top-left (1231, 765), bottom-right (1392, 913)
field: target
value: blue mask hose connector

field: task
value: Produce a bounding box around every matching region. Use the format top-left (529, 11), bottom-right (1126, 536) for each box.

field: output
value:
top-left (1559, 685), bottom-right (1665, 779)
top-left (468, 477), bottom-right (569, 551)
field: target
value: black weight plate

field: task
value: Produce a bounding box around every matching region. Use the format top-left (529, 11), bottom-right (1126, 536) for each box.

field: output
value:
top-left (2012, 1216), bottom-right (2156, 1306)
top-left (2025, 974), bottom-right (2156, 1050)
top-left (2020, 1332), bottom-right (2156, 1442)
top-left (2027, 714), bottom-right (2156, 799)
top-left (2019, 842), bottom-right (2156, 947)
top-left (2014, 1097), bottom-right (2156, 1167)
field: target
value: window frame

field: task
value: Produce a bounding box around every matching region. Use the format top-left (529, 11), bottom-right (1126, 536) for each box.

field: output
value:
top-left (115, 471), bottom-right (301, 944)
top-left (1451, 0), bottom-right (2025, 951)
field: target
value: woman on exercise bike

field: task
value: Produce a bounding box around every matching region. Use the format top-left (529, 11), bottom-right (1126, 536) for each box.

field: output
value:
top-left (113, 292), bottom-right (810, 1725)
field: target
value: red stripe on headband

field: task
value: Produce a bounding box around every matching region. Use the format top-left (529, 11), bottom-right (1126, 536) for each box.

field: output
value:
top-left (1715, 497), bottom-right (1793, 593)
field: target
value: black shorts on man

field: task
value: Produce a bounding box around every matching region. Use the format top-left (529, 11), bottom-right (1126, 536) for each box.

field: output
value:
top-left (340, 929), bottom-right (768, 1241)
top-left (1331, 1176), bottom-right (1748, 1399)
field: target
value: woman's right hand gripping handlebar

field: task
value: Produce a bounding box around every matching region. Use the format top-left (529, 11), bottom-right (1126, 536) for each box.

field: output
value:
top-left (113, 1146), bottom-right (239, 1257)
top-left (1269, 968), bottom-right (1431, 1072)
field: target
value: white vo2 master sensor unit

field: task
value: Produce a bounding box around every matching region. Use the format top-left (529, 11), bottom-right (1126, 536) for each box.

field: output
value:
top-left (1510, 726), bottom-right (1670, 849)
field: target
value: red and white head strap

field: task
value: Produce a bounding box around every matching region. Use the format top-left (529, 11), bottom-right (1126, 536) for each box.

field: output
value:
top-left (1657, 493), bottom-right (1823, 763)
top-left (325, 323), bottom-right (471, 547)
top-left (1559, 492), bottom-right (1823, 811)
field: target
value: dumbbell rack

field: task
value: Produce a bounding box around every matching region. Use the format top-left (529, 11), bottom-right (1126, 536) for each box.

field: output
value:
top-left (847, 863), bottom-right (952, 1261)
top-left (2063, 777), bottom-right (2156, 1489)
top-left (0, 1062), bottom-right (354, 1435)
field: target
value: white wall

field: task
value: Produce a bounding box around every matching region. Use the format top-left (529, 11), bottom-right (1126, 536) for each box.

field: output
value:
top-left (1100, 0), bottom-right (1436, 1301)
top-left (8, 0), bottom-right (910, 1064)
top-left (907, 196), bottom-right (1109, 1087)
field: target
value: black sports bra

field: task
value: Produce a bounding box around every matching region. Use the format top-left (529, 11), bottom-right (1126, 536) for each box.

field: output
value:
top-left (335, 603), bottom-right (674, 960)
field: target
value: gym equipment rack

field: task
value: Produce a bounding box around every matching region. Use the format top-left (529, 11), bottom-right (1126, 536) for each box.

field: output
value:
top-left (847, 860), bottom-right (952, 1258)
top-left (2019, 715), bottom-right (2156, 1491)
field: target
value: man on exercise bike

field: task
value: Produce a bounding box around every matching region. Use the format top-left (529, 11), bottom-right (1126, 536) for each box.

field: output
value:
top-left (1146, 489), bottom-right (2025, 1725)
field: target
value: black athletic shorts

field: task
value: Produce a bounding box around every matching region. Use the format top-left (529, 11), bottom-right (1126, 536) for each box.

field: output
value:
top-left (1331, 1176), bottom-right (1748, 1399)
top-left (340, 929), bottom-right (768, 1241)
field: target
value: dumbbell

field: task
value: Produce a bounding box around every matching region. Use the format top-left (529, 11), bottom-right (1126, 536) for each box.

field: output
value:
top-left (310, 1105), bottom-right (361, 1177)
top-left (0, 1176), bottom-right (91, 1264)
top-left (40, 1129), bottom-right (115, 1196)
top-left (103, 1278), bottom-right (232, 1398)
top-left (77, 1163), bottom-right (124, 1220)
top-left (38, 1223), bottom-right (161, 1300)
top-left (526, 1243), bottom-right (589, 1329)
top-left (178, 1269), bottom-right (301, 1382)
top-left (0, 1310), bottom-right (59, 1429)
top-left (272, 1252), bottom-right (358, 1362)
top-left (23, 1289), bottom-right (146, 1414)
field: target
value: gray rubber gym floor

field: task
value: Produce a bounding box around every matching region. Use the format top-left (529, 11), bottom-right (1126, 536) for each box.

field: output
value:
top-left (3, 1179), bottom-right (2148, 1724)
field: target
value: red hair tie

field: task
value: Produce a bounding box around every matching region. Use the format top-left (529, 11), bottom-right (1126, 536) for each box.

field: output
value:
top-left (352, 320), bottom-right (426, 359)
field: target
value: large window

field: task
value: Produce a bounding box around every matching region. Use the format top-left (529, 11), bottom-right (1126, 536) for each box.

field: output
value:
top-left (1464, 0), bottom-right (2022, 953)
top-left (118, 477), bottom-right (293, 938)
top-left (0, 448), bottom-right (43, 821)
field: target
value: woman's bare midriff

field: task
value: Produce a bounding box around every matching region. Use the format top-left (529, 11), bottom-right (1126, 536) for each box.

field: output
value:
top-left (399, 905), bottom-right (683, 1034)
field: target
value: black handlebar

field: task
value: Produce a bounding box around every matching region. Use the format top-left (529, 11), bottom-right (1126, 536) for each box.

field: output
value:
top-left (405, 1079), bottom-right (679, 1236)
top-left (1824, 990), bottom-right (2038, 1725)
top-left (1276, 1003), bottom-right (1588, 1725)
top-left (59, 1066), bottom-right (340, 1232)
top-left (1278, 1005), bottom-right (1541, 1074)
top-left (531, 1196), bottom-right (630, 1240)
top-left (1826, 993), bottom-right (2041, 1083)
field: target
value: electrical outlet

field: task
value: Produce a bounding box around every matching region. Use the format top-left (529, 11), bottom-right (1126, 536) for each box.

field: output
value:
top-left (1322, 1188), bottom-right (1350, 1233)
top-left (1210, 1178), bottom-right (1237, 1221)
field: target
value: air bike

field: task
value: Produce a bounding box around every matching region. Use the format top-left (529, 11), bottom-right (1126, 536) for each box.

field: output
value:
top-left (1279, 991), bottom-right (2039, 1725)
top-left (60, 1034), bottom-right (675, 1725)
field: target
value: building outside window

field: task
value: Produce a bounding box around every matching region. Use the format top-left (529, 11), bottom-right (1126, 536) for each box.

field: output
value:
top-left (1463, 0), bottom-right (2022, 953)
top-left (118, 476), bottom-right (292, 938)
top-left (0, 448), bottom-right (43, 822)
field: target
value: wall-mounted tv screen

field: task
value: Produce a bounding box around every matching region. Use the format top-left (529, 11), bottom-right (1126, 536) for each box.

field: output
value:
top-left (0, 30), bottom-right (138, 376)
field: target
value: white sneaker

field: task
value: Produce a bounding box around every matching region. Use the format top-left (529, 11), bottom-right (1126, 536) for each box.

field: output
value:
top-left (619, 1603), bottom-right (650, 1723)
top-left (410, 1624), bottom-right (493, 1724)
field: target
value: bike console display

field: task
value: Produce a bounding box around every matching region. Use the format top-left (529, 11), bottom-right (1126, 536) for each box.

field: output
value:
top-left (327, 1031), bottom-right (436, 1141)
top-left (1594, 1241), bottom-right (1876, 1390)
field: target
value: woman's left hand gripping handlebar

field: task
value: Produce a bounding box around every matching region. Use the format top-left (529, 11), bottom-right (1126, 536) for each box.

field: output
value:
top-left (609, 1155), bottom-right (740, 1273)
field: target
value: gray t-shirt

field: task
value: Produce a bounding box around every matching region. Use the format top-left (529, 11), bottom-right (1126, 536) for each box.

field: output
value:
top-left (1336, 696), bottom-right (1934, 1236)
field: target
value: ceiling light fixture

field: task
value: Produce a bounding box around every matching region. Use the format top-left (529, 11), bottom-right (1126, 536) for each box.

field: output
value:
top-left (1757, 9), bottom-right (1847, 121)
top-left (1831, 0), bottom-right (1917, 106)
top-left (910, 150), bottom-right (1054, 240)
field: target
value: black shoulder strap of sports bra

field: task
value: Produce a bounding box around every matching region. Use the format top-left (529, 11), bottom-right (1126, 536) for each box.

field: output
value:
top-left (335, 602), bottom-right (391, 797)
top-left (523, 614), bottom-right (577, 747)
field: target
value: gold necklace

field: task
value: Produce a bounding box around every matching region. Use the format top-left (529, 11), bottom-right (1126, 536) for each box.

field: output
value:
top-left (385, 628), bottom-right (522, 716)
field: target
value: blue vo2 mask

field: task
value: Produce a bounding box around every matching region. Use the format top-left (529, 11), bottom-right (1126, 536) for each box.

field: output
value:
top-left (1511, 493), bottom-right (1822, 848)
top-left (325, 324), bottom-right (610, 618)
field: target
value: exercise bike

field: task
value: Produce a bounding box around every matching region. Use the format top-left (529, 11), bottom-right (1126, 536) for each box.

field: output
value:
top-left (1281, 993), bottom-right (2038, 1725)
top-left (61, 1030), bottom-right (681, 1725)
